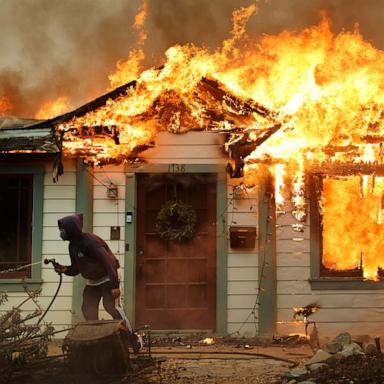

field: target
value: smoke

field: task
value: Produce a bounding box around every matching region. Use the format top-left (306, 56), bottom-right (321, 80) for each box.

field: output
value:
top-left (0, 0), bottom-right (139, 117)
top-left (0, 0), bottom-right (383, 117)
top-left (245, 0), bottom-right (384, 42)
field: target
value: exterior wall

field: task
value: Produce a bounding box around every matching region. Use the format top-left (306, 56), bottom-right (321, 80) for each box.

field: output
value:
top-left (226, 178), bottom-right (259, 336)
top-left (141, 132), bottom-right (260, 336)
top-left (92, 163), bottom-right (126, 320)
top-left (70, 131), bottom-right (260, 336)
top-left (0, 158), bottom-right (76, 332)
top-left (5, 144), bottom-right (384, 340)
top-left (275, 197), bottom-right (311, 337)
top-left (77, 131), bottom-right (261, 333)
top-left (1, 132), bottom-right (261, 337)
top-left (141, 131), bottom-right (227, 165)
top-left (275, 196), bottom-right (384, 341)
top-left (40, 159), bottom-right (76, 330)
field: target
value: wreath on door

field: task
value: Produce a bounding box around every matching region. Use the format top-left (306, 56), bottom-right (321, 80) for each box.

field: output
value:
top-left (155, 200), bottom-right (197, 241)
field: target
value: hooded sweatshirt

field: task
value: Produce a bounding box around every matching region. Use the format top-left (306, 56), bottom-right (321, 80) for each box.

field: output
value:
top-left (58, 213), bottom-right (120, 289)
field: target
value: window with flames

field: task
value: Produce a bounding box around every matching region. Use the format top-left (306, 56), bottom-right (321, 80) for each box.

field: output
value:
top-left (310, 173), bottom-right (384, 281)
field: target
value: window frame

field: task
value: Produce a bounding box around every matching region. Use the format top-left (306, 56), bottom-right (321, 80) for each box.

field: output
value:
top-left (0, 164), bottom-right (44, 291)
top-left (0, 174), bottom-right (33, 278)
top-left (308, 170), bottom-right (384, 290)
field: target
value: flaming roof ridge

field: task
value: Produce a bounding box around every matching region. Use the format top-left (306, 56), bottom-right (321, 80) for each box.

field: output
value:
top-left (32, 79), bottom-right (138, 130)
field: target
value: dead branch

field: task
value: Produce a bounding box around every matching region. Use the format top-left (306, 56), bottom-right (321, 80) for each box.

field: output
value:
top-left (0, 287), bottom-right (55, 381)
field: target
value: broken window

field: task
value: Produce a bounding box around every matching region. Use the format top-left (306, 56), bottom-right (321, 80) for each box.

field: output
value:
top-left (310, 173), bottom-right (384, 280)
top-left (0, 175), bottom-right (33, 278)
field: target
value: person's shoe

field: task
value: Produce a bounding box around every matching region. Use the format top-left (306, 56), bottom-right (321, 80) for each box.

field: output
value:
top-left (129, 332), bottom-right (142, 354)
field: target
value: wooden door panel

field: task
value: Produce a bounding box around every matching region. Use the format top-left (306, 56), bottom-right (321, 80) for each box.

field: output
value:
top-left (145, 285), bottom-right (166, 307)
top-left (143, 259), bottom-right (165, 282)
top-left (145, 237), bottom-right (168, 257)
top-left (135, 173), bottom-right (216, 330)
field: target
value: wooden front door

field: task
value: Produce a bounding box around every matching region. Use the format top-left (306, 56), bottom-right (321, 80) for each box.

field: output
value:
top-left (135, 173), bottom-right (216, 330)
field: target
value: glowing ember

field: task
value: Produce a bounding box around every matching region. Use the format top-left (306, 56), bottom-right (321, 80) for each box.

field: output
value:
top-left (199, 337), bottom-right (215, 345)
top-left (35, 97), bottom-right (71, 119)
top-left (293, 303), bottom-right (319, 321)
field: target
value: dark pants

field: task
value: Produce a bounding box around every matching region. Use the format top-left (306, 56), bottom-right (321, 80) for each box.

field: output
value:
top-left (82, 281), bottom-right (121, 320)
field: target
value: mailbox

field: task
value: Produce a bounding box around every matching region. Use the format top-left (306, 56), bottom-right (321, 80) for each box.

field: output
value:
top-left (229, 226), bottom-right (256, 249)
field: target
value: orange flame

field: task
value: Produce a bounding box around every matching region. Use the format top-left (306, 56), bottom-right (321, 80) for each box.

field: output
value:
top-left (0, 96), bottom-right (13, 116)
top-left (35, 96), bottom-right (71, 119)
top-left (323, 176), bottom-right (384, 280)
top-left (54, 7), bottom-right (384, 278)
top-left (108, 0), bottom-right (148, 88)
top-left (108, 50), bottom-right (145, 89)
top-left (222, 4), bottom-right (258, 56)
top-left (64, 13), bottom-right (384, 164)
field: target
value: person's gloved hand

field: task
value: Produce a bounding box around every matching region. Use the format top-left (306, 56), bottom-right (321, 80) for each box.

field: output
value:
top-left (54, 264), bottom-right (67, 274)
top-left (111, 288), bottom-right (121, 298)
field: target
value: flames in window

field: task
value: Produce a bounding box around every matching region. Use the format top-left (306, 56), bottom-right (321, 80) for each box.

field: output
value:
top-left (322, 175), bottom-right (384, 280)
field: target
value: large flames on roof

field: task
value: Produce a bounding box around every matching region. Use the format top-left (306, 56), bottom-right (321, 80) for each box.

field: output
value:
top-left (58, 8), bottom-right (384, 164)
top-left (49, 5), bottom-right (384, 280)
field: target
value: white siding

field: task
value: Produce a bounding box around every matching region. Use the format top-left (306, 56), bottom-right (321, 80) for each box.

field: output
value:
top-left (41, 159), bottom-right (77, 328)
top-left (275, 196), bottom-right (384, 341)
top-left (92, 164), bottom-right (126, 320)
top-left (226, 178), bottom-right (259, 337)
top-left (1, 159), bottom-right (76, 331)
top-left (25, 136), bottom-right (384, 340)
top-left (142, 131), bottom-right (227, 164)
top-left (1, 132), bottom-right (259, 337)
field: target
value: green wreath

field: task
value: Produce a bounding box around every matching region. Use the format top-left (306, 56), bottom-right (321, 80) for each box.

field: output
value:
top-left (155, 200), bottom-right (197, 241)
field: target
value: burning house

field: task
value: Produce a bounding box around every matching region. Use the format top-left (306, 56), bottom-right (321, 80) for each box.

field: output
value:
top-left (2, 8), bottom-right (384, 341)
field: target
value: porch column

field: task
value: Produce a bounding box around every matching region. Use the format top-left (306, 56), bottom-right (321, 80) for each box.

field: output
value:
top-left (258, 167), bottom-right (277, 336)
top-left (72, 159), bottom-right (93, 324)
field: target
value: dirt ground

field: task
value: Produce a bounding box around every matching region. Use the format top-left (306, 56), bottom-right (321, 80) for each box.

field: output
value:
top-left (5, 334), bottom-right (384, 383)
top-left (136, 344), bottom-right (310, 383)
top-left (147, 348), bottom-right (301, 384)
top-left (35, 338), bottom-right (312, 384)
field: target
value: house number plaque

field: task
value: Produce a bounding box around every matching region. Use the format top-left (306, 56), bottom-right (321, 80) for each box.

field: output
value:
top-left (168, 164), bottom-right (186, 173)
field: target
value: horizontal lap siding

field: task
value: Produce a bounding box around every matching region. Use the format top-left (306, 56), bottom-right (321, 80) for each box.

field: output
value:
top-left (227, 179), bottom-right (259, 337)
top-left (1, 159), bottom-right (77, 330)
top-left (2, 132), bottom-right (258, 335)
top-left (142, 132), bottom-right (227, 164)
top-left (42, 158), bottom-right (77, 267)
top-left (276, 198), bottom-right (384, 340)
top-left (139, 132), bottom-right (227, 169)
top-left (92, 164), bottom-right (126, 320)
top-left (41, 159), bottom-right (76, 328)
top-left (276, 197), bottom-right (311, 336)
